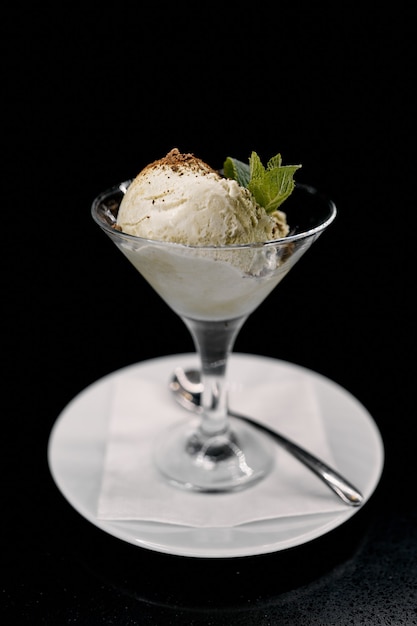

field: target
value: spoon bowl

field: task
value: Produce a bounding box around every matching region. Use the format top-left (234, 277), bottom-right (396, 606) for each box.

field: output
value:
top-left (170, 367), bottom-right (364, 507)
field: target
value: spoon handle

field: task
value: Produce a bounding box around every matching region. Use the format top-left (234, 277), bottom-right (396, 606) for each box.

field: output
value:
top-left (229, 409), bottom-right (364, 506)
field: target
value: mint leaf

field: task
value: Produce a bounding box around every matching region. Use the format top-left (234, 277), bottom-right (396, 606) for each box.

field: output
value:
top-left (224, 151), bottom-right (301, 213)
top-left (223, 156), bottom-right (250, 188)
top-left (248, 151), bottom-right (269, 181)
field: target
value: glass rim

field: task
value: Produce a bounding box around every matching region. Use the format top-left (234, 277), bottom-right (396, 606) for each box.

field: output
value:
top-left (91, 180), bottom-right (337, 250)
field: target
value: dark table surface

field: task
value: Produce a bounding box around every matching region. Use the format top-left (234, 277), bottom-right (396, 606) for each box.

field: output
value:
top-left (3, 6), bottom-right (415, 625)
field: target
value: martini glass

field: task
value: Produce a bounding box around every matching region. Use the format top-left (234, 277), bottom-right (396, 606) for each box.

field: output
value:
top-left (91, 181), bottom-right (336, 492)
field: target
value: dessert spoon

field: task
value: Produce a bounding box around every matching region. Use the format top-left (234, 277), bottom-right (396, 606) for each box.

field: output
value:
top-left (169, 367), bottom-right (364, 507)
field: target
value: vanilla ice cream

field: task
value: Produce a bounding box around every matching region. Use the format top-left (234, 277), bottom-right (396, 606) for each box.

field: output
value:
top-left (103, 148), bottom-right (306, 321)
top-left (116, 149), bottom-right (289, 245)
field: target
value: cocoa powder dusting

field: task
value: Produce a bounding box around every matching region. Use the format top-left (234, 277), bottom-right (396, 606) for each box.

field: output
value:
top-left (142, 148), bottom-right (217, 176)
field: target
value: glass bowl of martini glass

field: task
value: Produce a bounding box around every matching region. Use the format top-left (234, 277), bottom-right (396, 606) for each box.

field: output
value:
top-left (91, 178), bottom-right (336, 493)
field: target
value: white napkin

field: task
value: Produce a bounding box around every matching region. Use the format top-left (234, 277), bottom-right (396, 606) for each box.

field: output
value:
top-left (97, 367), bottom-right (347, 527)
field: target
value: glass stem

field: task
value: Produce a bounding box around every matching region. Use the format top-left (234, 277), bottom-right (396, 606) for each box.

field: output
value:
top-left (182, 316), bottom-right (247, 437)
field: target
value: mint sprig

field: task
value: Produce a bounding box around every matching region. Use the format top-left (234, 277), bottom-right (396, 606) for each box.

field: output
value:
top-left (223, 152), bottom-right (301, 213)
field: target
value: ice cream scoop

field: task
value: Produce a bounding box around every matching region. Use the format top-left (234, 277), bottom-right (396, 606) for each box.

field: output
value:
top-left (116, 148), bottom-right (289, 245)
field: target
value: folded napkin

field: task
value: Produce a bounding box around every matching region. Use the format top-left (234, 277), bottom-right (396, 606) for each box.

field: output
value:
top-left (97, 360), bottom-right (347, 527)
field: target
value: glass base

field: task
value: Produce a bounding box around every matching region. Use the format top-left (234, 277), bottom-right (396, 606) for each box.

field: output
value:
top-left (154, 416), bottom-right (275, 492)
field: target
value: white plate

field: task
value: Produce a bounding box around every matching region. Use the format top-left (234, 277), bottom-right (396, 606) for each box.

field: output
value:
top-left (48, 353), bottom-right (384, 559)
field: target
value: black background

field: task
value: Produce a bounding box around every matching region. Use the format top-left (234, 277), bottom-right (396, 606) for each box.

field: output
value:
top-left (3, 4), bottom-right (415, 625)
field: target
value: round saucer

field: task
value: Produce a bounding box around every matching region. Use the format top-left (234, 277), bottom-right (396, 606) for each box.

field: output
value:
top-left (48, 353), bottom-right (384, 558)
